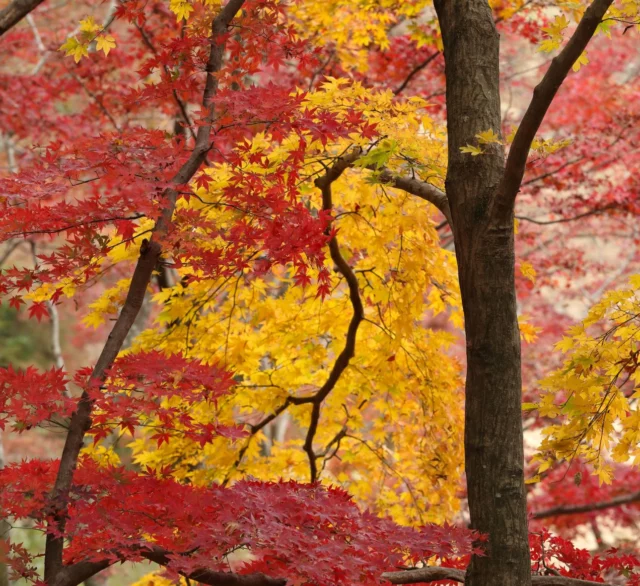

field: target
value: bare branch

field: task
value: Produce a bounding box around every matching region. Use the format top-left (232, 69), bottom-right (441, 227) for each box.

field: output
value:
top-left (378, 169), bottom-right (452, 227)
top-left (382, 567), bottom-right (619, 586)
top-left (43, 0), bottom-right (246, 579)
top-left (0, 0), bottom-right (45, 37)
top-left (532, 490), bottom-right (640, 520)
top-left (393, 52), bottom-right (440, 96)
top-left (383, 567), bottom-right (465, 584)
top-left (516, 204), bottom-right (615, 226)
top-left (496, 0), bottom-right (614, 222)
top-left (141, 548), bottom-right (287, 586)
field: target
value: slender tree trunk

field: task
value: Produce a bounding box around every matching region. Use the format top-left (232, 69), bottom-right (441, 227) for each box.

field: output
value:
top-left (0, 431), bottom-right (10, 586)
top-left (434, 3), bottom-right (531, 585)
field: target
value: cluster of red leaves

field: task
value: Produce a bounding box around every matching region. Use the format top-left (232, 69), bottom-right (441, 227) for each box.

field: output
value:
top-left (0, 366), bottom-right (74, 431)
top-left (0, 458), bottom-right (480, 585)
top-left (85, 351), bottom-right (240, 445)
top-left (0, 352), bottom-right (238, 446)
top-left (529, 460), bottom-right (640, 535)
top-left (530, 528), bottom-right (640, 584)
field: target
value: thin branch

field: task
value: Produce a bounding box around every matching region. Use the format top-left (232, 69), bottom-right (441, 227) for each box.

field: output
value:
top-left (516, 205), bottom-right (614, 226)
top-left (532, 490), bottom-right (640, 520)
top-left (296, 170), bottom-right (365, 482)
top-left (0, 0), bottom-right (45, 36)
top-left (43, 0), bottom-right (246, 580)
top-left (314, 148), bottom-right (452, 227)
top-left (393, 52), bottom-right (440, 96)
top-left (382, 567), bottom-right (619, 585)
top-left (496, 0), bottom-right (614, 222)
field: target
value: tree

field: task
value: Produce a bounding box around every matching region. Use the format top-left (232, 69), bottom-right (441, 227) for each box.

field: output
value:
top-left (1, 1), bottom-right (640, 586)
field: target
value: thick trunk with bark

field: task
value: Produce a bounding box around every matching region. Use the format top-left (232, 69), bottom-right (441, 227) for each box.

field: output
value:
top-left (434, 2), bottom-right (531, 585)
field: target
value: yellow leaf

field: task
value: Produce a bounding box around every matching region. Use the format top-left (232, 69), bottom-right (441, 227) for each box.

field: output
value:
top-left (520, 261), bottom-right (536, 283)
top-left (572, 51), bottom-right (589, 72)
top-left (79, 16), bottom-right (101, 33)
top-left (60, 37), bottom-right (89, 63)
top-left (475, 128), bottom-right (502, 145)
top-left (169, 0), bottom-right (194, 21)
top-left (459, 145), bottom-right (484, 156)
top-left (96, 34), bottom-right (116, 56)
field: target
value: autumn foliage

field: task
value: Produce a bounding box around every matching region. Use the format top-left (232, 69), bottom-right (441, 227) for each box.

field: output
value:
top-left (1, 1), bottom-right (640, 586)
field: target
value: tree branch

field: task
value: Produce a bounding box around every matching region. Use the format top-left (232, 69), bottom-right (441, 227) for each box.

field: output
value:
top-left (316, 149), bottom-right (452, 227)
top-left (382, 567), bottom-right (619, 586)
top-left (495, 0), bottom-right (614, 222)
top-left (393, 52), bottom-right (440, 96)
top-left (0, 0), bottom-right (44, 37)
top-left (51, 548), bottom-right (286, 586)
top-left (43, 0), bottom-right (246, 580)
top-left (516, 204), bottom-right (614, 226)
top-left (141, 548), bottom-right (286, 586)
top-left (298, 167), bottom-right (366, 481)
top-left (532, 490), bottom-right (640, 520)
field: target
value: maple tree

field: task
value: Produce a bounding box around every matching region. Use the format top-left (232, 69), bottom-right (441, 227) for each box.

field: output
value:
top-left (2, 1), bottom-right (640, 586)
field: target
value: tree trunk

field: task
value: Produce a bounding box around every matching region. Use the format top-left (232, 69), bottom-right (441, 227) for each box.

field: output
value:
top-left (433, 2), bottom-right (531, 585)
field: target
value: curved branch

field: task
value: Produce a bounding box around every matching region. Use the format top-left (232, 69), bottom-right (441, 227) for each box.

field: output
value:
top-left (295, 167), bottom-right (365, 482)
top-left (516, 204), bottom-right (615, 226)
top-left (0, 0), bottom-right (44, 37)
top-left (393, 52), bottom-right (440, 96)
top-left (382, 567), bottom-right (619, 586)
top-left (532, 490), bottom-right (640, 520)
top-left (315, 148), bottom-right (452, 227)
top-left (495, 0), bottom-right (614, 222)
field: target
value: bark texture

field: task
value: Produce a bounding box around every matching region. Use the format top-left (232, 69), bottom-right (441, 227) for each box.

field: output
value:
top-left (433, 2), bottom-right (531, 585)
top-left (0, 0), bottom-right (45, 36)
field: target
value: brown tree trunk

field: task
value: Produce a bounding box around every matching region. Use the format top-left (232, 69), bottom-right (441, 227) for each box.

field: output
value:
top-left (433, 2), bottom-right (531, 585)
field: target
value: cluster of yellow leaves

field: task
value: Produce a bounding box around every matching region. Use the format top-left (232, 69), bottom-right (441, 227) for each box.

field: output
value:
top-left (530, 275), bottom-right (640, 485)
top-left (60, 16), bottom-right (116, 62)
top-left (287, 0), bottom-right (439, 73)
top-left (131, 573), bottom-right (187, 586)
top-left (538, 3), bottom-right (640, 70)
top-left (81, 443), bottom-right (122, 466)
top-left (78, 81), bottom-right (465, 526)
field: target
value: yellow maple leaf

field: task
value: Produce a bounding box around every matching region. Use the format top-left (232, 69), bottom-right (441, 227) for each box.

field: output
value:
top-left (79, 16), bottom-right (101, 33)
top-left (60, 37), bottom-right (89, 63)
top-left (459, 145), bottom-right (484, 156)
top-left (572, 51), bottom-right (589, 72)
top-left (169, 0), bottom-right (194, 21)
top-left (96, 34), bottom-right (116, 56)
top-left (475, 128), bottom-right (502, 145)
